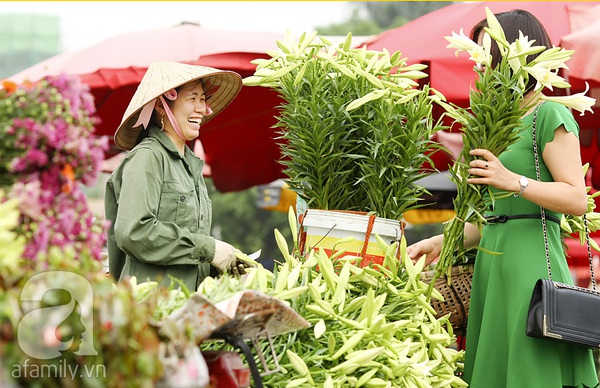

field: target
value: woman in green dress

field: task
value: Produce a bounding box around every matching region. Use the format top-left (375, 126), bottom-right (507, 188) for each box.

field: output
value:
top-left (407, 10), bottom-right (599, 388)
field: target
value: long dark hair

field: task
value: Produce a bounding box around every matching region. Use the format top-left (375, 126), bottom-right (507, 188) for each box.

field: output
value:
top-left (470, 9), bottom-right (552, 92)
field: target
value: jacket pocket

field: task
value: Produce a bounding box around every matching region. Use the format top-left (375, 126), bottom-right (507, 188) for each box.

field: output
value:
top-left (159, 181), bottom-right (199, 230)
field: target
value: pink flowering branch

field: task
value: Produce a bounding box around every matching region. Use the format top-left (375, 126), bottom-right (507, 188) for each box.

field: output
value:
top-left (1, 74), bottom-right (109, 261)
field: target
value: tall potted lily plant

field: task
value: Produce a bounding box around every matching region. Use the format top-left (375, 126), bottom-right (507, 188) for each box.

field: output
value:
top-left (244, 32), bottom-right (451, 264)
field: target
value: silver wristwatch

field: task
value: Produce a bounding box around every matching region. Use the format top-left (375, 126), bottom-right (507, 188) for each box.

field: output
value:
top-left (514, 175), bottom-right (529, 197)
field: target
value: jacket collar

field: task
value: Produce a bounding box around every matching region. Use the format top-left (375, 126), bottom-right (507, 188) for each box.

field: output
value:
top-left (146, 125), bottom-right (204, 178)
top-left (147, 125), bottom-right (183, 157)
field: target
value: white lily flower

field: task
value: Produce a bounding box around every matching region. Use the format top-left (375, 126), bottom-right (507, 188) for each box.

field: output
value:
top-left (532, 47), bottom-right (573, 71)
top-left (484, 7), bottom-right (509, 54)
top-left (467, 46), bottom-right (491, 67)
top-left (508, 31), bottom-right (546, 74)
top-left (508, 46), bottom-right (523, 75)
top-left (445, 29), bottom-right (492, 67)
top-left (410, 360), bottom-right (441, 377)
top-left (522, 64), bottom-right (570, 91)
top-left (482, 31), bottom-right (492, 54)
top-left (513, 32), bottom-right (545, 57)
top-left (541, 83), bottom-right (596, 116)
top-left (478, 32), bottom-right (493, 67)
top-left (445, 28), bottom-right (480, 56)
top-left (535, 58), bottom-right (571, 72)
top-left (509, 58), bottom-right (524, 80)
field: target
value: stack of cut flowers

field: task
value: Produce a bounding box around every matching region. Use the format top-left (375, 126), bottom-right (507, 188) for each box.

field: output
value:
top-left (432, 8), bottom-right (596, 282)
top-left (197, 208), bottom-right (467, 387)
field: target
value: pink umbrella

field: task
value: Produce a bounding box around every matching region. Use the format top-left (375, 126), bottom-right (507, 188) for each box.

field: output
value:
top-left (10, 23), bottom-right (286, 192)
top-left (559, 7), bottom-right (600, 190)
top-left (11, 23), bottom-right (284, 79)
top-left (561, 16), bottom-right (600, 86)
top-left (364, 1), bottom-right (600, 189)
top-left (363, 2), bottom-right (599, 107)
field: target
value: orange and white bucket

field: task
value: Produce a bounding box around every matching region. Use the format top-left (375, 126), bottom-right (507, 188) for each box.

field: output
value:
top-left (298, 209), bottom-right (403, 267)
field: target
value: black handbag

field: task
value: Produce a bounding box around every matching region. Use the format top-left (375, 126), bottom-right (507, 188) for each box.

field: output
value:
top-left (525, 103), bottom-right (600, 348)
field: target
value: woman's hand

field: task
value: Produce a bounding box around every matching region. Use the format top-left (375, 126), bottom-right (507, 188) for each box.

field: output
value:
top-left (212, 240), bottom-right (238, 273)
top-left (406, 235), bottom-right (444, 267)
top-left (467, 149), bottom-right (520, 193)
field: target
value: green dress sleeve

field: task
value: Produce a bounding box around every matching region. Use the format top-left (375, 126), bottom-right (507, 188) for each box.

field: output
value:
top-left (537, 101), bottom-right (579, 154)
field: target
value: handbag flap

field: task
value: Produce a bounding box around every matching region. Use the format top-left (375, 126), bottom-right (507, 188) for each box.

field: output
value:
top-left (541, 279), bottom-right (600, 346)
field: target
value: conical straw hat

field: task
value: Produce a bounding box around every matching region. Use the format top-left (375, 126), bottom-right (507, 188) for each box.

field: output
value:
top-left (115, 61), bottom-right (242, 151)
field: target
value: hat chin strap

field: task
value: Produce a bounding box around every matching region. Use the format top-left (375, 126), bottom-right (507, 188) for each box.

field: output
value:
top-left (159, 95), bottom-right (186, 142)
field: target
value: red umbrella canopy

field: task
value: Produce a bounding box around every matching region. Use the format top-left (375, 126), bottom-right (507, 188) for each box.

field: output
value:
top-left (10, 23), bottom-right (287, 192)
top-left (363, 2), bottom-right (598, 106)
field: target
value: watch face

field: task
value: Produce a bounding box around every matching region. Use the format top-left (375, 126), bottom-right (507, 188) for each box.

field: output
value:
top-left (520, 176), bottom-right (529, 187)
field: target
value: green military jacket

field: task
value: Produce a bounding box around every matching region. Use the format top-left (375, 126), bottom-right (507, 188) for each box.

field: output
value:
top-left (105, 125), bottom-right (216, 290)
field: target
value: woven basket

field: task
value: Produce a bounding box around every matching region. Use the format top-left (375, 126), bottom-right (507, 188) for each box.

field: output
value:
top-left (421, 264), bottom-right (474, 331)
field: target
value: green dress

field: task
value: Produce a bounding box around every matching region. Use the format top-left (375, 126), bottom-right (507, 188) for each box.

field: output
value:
top-left (463, 101), bottom-right (599, 387)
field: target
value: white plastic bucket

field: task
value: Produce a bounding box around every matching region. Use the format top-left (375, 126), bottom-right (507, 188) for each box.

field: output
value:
top-left (300, 209), bottom-right (403, 267)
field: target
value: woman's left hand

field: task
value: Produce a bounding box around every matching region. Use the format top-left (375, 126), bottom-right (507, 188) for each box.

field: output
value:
top-left (467, 149), bottom-right (520, 193)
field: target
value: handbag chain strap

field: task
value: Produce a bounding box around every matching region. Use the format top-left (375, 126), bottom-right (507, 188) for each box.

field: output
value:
top-left (532, 103), bottom-right (596, 290)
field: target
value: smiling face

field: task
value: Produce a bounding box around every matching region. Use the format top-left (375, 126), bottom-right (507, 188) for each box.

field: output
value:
top-left (165, 80), bottom-right (212, 142)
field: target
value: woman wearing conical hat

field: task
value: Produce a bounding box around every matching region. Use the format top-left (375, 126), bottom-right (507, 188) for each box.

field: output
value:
top-left (105, 61), bottom-right (244, 290)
